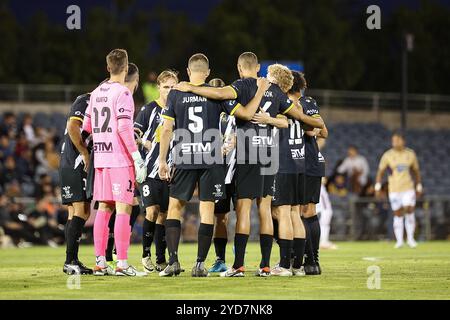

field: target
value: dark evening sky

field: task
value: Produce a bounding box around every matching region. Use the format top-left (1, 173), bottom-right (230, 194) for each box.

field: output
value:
top-left (7, 0), bottom-right (450, 24)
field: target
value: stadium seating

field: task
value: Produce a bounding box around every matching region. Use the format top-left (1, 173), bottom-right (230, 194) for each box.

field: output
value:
top-left (322, 122), bottom-right (450, 195)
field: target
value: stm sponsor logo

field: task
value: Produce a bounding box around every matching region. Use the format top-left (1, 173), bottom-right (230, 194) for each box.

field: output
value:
top-left (291, 148), bottom-right (305, 159)
top-left (252, 136), bottom-right (274, 146)
top-left (181, 142), bottom-right (212, 154)
top-left (94, 142), bottom-right (113, 153)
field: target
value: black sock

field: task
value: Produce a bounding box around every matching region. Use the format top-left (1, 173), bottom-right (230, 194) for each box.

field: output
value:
top-left (213, 237), bottom-right (227, 262)
top-left (130, 204), bottom-right (140, 229)
top-left (65, 216), bottom-right (85, 264)
top-left (259, 234), bottom-right (273, 268)
top-left (305, 215), bottom-right (321, 263)
top-left (292, 238), bottom-right (306, 268)
top-left (64, 219), bottom-right (72, 264)
top-left (106, 214), bottom-right (116, 262)
top-left (154, 223), bottom-right (166, 264)
top-left (302, 217), bottom-right (315, 264)
top-left (197, 223), bottom-right (214, 262)
top-left (142, 219), bottom-right (156, 258)
top-left (272, 219), bottom-right (279, 243)
top-left (73, 221), bottom-right (84, 261)
top-left (279, 239), bottom-right (293, 269)
top-left (165, 219), bottom-right (181, 265)
top-left (232, 233), bottom-right (249, 269)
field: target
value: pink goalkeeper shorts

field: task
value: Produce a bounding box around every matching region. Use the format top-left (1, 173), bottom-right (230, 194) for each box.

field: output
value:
top-left (93, 166), bottom-right (135, 205)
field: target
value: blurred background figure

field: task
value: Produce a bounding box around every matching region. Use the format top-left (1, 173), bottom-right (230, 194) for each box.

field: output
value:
top-left (337, 145), bottom-right (369, 194)
top-left (318, 178), bottom-right (337, 250)
top-left (142, 71), bottom-right (159, 103)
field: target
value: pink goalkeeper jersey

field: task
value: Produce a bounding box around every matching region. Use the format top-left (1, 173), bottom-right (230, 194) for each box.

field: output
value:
top-left (83, 81), bottom-right (135, 168)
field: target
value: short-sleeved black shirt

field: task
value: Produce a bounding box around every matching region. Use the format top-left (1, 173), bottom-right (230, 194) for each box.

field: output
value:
top-left (134, 100), bottom-right (173, 180)
top-left (301, 96), bottom-right (325, 177)
top-left (60, 93), bottom-right (91, 169)
top-left (162, 84), bottom-right (237, 169)
top-left (229, 78), bottom-right (294, 164)
top-left (278, 115), bottom-right (305, 174)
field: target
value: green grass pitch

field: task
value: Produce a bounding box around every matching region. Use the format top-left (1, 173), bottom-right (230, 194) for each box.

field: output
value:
top-left (1, 241), bottom-right (449, 300)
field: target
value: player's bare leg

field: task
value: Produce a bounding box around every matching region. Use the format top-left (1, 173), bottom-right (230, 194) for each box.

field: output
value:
top-left (192, 201), bottom-right (215, 277)
top-left (256, 195), bottom-right (274, 276)
top-left (160, 197), bottom-right (185, 277)
top-left (291, 205), bottom-right (306, 276)
top-left (142, 205), bottom-right (158, 272)
top-left (393, 208), bottom-right (405, 248)
top-left (221, 198), bottom-right (251, 277)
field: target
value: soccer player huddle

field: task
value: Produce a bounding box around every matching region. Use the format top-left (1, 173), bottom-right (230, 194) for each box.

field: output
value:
top-left (59, 48), bottom-right (328, 278)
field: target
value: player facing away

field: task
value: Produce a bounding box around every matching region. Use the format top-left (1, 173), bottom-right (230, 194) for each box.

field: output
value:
top-left (83, 49), bottom-right (147, 276)
top-left (176, 52), bottom-right (313, 277)
top-left (159, 53), bottom-right (270, 277)
top-left (59, 93), bottom-right (93, 275)
top-left (375, 132), bottom-right (422, 248)
top-left (300, 73), bottom-right (329, 275)
top-left (134, 70), bottom-right (179, 272)
top-left (268, 69), bottom-right (325, 276)
top-left (103, 63), bottom-right (143, 269)
top-left (208, 78), bottom-right (236, 273)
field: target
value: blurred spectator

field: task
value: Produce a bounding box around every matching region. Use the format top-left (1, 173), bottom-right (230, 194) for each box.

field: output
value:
top-left (337, 145), bottom-right (370, 194)
top-left (33, 137), bottom-right (60, 183)
top-left (0, 112), bottom-right (17, 138)
top-left (141, 71), bottom-right (159, 103)
top-left (35, 174), bottom-right (55, 198)
top-left (0, 134), bottom-right (14, 161)
top-left (28, 197), bottom-right (64, 247)
top-left (0, 196), bottom-right (41, 246)
top-left (20, 114), bottom-right (38, 146)
top-left (328, 173), bottom-right (349, 198)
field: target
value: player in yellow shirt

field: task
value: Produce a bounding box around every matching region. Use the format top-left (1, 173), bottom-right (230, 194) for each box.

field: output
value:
top-left (375, 132), bottom-right (423, 248)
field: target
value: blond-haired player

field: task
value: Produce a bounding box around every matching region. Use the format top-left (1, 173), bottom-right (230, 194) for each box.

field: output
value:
top-left (375, 132), bottom-right (422, 248)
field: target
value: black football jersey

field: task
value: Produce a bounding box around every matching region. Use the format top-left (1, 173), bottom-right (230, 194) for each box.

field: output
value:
top-left (134, 100), bottom-right (174, 180)
top-left (60, 93), bottom-right (92, 169)
top-left (278, 114), bottom-right (305, 174)
top-left (162, 84), bottom-right (238, 169)
top-left (301, 96), bottom-right (325, 177)
top-left (229, 77), bottom-right (294, 164)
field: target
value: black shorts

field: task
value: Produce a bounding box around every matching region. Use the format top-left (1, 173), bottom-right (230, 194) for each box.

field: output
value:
top-left (235, 164), bottom-right (274, 199)
top-left (139, 178), bottom-right (170, 212)
top-left (272, 173), bottom-right (306, 206)
top-left (305, 175), bottom-right (322, 204)
top-left (214, 183), bottom-right (236, 214)
top-left (59, 166), bottom-right (89, 205)
top-left (170, 166), bottom-right (225, 202)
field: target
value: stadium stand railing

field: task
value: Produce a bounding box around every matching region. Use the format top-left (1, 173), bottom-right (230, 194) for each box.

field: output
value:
top-left (2, 84), bottom-right (450, 112)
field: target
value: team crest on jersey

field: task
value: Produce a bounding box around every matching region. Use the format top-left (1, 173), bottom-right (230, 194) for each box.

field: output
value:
top-left (62, 186), bottom-right (73, 199)
top-left (213, 184), bottom-right (223, 198)
top-left (112, 183), bottom-right (121, 196)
